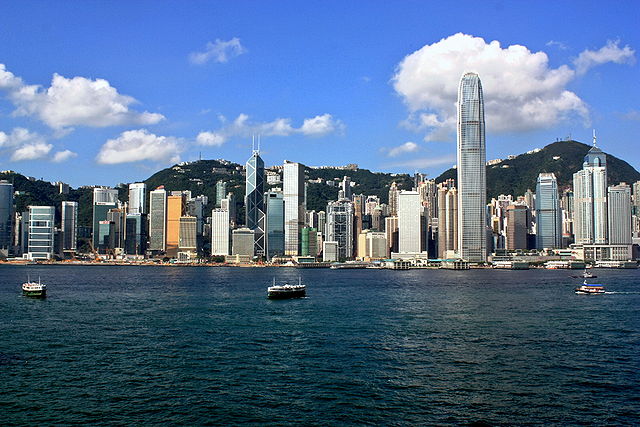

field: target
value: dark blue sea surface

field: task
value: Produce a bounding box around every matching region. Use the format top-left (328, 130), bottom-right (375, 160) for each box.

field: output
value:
top-left (1, 265), bottom-right (639, 425)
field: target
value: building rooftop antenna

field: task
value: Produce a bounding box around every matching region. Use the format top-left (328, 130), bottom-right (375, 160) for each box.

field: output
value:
top-left (592, 129), bottom-right (597, 147)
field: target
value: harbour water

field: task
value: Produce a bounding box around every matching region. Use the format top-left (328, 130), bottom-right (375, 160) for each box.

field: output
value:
top-left (1, 265), bottom-right (639, 424)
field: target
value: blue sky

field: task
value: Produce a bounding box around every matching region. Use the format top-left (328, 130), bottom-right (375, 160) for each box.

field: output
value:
top-left (0, 1), bottom-right (638, 187)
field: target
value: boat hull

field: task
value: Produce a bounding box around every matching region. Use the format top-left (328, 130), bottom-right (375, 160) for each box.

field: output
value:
top-left (22, 289), bottom-right (46, 298)
top-left (267, 289), bottom-right (306, 299)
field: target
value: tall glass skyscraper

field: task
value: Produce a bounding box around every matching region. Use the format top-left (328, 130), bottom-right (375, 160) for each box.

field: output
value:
top-left (457, 72), bottom-right (487, 262)
top-left (27, 206), bottom-right (55, 260)
top-left (607, 183), bottom-right (632, 245)
top-left (265, 191), bottom-right (284, 260)
top-left (0, 180), bottom-right (13, 258)
top-left (573, 136), bottom-right (608, 245)
top-left (92, 187), bottom-right (119, 249)
top-left (128, 183), bottom-right (147, 214)
top-left (215, 181), bottom-right (227, 208)
top-left (245, 149), bottom-right (265, 256)
top-left (61, 201), bottom-right (78, 251)
top-left (535, 173), bottom-right (562, 249)
top-left (326, 199), bottom-right (354, 260)
top-left (284, 161), bottom-right (306, 256)
top-left (149, 188), bottom-right (167, 252)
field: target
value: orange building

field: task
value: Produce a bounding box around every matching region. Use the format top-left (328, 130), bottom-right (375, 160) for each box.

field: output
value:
top-left (166, 193), bottom-right (185, 257)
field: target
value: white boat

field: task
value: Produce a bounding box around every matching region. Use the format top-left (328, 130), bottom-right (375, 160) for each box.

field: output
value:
top-left (575, 280), bottom-right (605, 295)
top-left (22, 276), bottom-right (47, 298)
top-left (267, 278), bottom-right (306, 299)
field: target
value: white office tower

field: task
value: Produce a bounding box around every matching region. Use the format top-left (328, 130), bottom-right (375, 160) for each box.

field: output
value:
top-left (573, 133), bottom-right (608, 245)
top-left (283, 161), bottom-right (306, 256)
top-left (535, 173), bottom-right (562, 249)
top-left (149, 188), bottom-right (167, 251)
top-left (457, 72), bottom-right (487, 262)
top-left (398, 190), bottom-right (421, 253)
top-left (27, 206), bottom-right (55, 260)
top-left (61, 201), bottom-right (78, 251)
top-left (607, 184), bottom-right (632, 245)
top-left (326, 199), bottom-right (354, 260)
top-left (437, 183), bottom-right (458, 258)
top-left (211, 209), bottom-right (230, 256)
top-left (128, 183), bottom-right (147, 214)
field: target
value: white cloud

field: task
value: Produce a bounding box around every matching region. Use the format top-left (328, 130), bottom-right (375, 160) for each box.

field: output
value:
top-left (52, 149), bottom-right (78, 163)
top-left (196, 131), bottom-right (226, 146)
top-left (387, 141), bottom-right (420, 157)
top-left (189, 38), bottom-right (246, 65)
top-left (196, 113), bottom-right (344, 145)
top-left (0, 64), bottom-right (164, 129)
top-left (387, 154), bottom-right (456, 169)
top-left (96, 129), bottom-right (182, 164)
top-left (0, 127), bottom-right (43, 148)
top-left (300, 114), bottom-right (344, 136)
top-left (574, 40), bottom-right (635, 75)
top-left (11, 142), bottom-right (53, 161)
top-left (393, 34), bottom-right (635, 141)
top-left (546, 40), bottom-right (568, 50)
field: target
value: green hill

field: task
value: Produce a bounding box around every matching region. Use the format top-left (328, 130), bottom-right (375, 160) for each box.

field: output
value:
top-left (436, 140), bottom-right (640, 199)
top-left (2, 139), bottom-right (638, 233)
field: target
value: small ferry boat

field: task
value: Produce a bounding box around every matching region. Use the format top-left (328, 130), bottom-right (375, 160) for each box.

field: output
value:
top-left (570, 269), bottom-right (597, 279)
top-left (22, 277), bottom-right (46, 298)
top-left (267, 278), bottom-right (306, 299)
top-left (575, 280), bottom-right (605, 295)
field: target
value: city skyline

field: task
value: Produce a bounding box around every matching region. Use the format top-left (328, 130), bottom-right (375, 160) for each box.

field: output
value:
top-left (0, 1), bottom-right (638, 187)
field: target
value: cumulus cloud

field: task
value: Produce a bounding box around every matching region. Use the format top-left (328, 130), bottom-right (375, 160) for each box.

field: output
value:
top-left (96, 129), bottom-right (182, 164)
top-left (387, 141), bottom-right (420, 157)
top-left (196, 113), bottom-right (344, 145)
top-left (52, 149), bottom-right (78, 163)
top-left (393, 33), bottom-right (634, 141)
top-left (189, 38), bottom-right (246, 64)
top-left (196, 131), bottom-right (226, 146)
top-left (11, 142), bottom-right (53, 161)
top-left (574, 40), bottom-right (635, 75)
top-left (0, 64), bottom-right (164, 130)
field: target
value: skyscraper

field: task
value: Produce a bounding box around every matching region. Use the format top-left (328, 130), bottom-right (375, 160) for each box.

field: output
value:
top-left (457, 72), bottom-right (487, 262)
top-left (326, 199), bottom-right (354, 260)
top-left (506, 205), bottom-right (528, 251)
top-left (211, 209), bottom-right (230, 256)
top-left (92, 187), bottom-right (119, 249)
top-left (608, 183), bottom-right (632, 245)
top-left (27, 206), bottom-right (55, 260)
top-left (149, 188), bottom-right (167, 252)
top-left (398, 190), bottom-right (421, 253)
top-left (245, 148), bottom-right (266, 257)
top-left (128, 183), bottom-right (147, 214)
top-left (535, 173), bottom-right (562, 249)
top-left (125, 213), bottom-right (148, 255)
top-left (573, 134), bottom-right (608, 245)
top-left (437, 183), bottom-right (458, 258)
top-left (215, 181), bottom-right (227, 208)
top-left (265, 191), bottom-right (284, 260)
top-left (0, 180), bottom-right (13, 258)
top-left (388, 182), bottom-right (399, 216)
top-left (284, 161), bottom-right (306, 256)
top-left (340, 176), bottom-right (352, 200)
top-left (61, 201), bottom-right (78, 252)
top-left (166, 192), bottom-right (186, 257)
